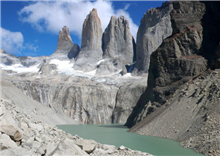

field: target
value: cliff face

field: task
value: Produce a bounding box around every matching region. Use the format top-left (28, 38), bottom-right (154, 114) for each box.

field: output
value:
top-left (134, 2), bottom-right (173, 74)
top-left (74, 8), bottom-right (103, 72)
top-left (8, 72), bottom-right (146, 125)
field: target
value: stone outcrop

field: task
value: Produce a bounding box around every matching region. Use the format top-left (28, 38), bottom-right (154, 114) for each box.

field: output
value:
top-left (96, 16), bottom-right (135, 75)
top-left (74, 8), bottom-right (103, 71)
top-left (53, 26), bottom-right (80, 59)
top-left (0, 97), bottom-right (152, 156)
top-left (126, 1), bottom-right (207, 126)
top-left (38, 63), bottom-right (57, 75)
top-left (0, 125), bottom-right (22, 141)
top-left (134, 2), bottom-right (173, 74)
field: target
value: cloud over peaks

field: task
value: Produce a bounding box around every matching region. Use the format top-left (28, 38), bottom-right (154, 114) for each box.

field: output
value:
top-left (18, 1), bottom-right (138, 40)
top-left (1, 27), bottom-right (24, 54)
top-left (1, 27), bottom-right (38, 55)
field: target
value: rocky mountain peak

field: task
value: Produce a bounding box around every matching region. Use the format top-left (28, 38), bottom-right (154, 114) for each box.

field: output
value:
top-left (96, 15), bottom-right (135, 75)
top-left (102, 15), bottom-right (133, 60)
top-left (58, 26), bottom-right (72, 43)
top-left (81, 8), bottom-right (102, 50)
top-left (53, 26), bottom-right (80, 59)
top-left (89, 8), bottom-right (101, 25)
top-left (73, 8), bottom-right (103, 71)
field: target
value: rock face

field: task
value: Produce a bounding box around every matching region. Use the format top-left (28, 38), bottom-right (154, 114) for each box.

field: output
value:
top-left (134, 2), bottom-right (173, 74)
top-left (112, 79), bottom-right (147, 123)
top-left (74, 8), bottom-right (103, 71)
top-left (126, 1), bottom-right (207, 127)
top-left (97, 16), bottom-right (135, 75)
top-left (53, 26), bottom-right (80, 59)
top-left (7, 70), bottom-right (146, 124)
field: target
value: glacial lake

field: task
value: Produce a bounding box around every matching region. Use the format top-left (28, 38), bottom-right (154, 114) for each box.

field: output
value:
top-left (57, 124), bottom-right (204, 156)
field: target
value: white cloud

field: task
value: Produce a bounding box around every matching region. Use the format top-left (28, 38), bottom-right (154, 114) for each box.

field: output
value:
top-left (123, 4), bottom-right (131, 11)
top-left (0, 27), bottom-right (38, 55)
top-left (24, 43), bottom-right (38, 52)
top-left (18, 1), bottom-right (138, 40)
top-left (1, 27), bottom-right (24, 54)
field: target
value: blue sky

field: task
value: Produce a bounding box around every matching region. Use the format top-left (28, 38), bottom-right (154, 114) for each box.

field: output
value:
top-left (1, 1), bottom-right (165, 57)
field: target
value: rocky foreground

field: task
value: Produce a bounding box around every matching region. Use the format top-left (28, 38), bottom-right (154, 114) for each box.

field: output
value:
top-left (0, 98), bottom-right (152, 156)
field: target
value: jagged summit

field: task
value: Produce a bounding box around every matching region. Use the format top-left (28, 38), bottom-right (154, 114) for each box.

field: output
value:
top-left (53, 26), bottom-right (80, 59)
top-left (73, 8), bottom-right (103, 72)
top-left (58, 26), bottom-right (73, 43)
top-left (102, 15), bottom-right (133, 62)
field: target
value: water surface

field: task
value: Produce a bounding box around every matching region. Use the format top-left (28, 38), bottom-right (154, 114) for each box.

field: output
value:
top-left (57, 124), bottom-right (204, 156)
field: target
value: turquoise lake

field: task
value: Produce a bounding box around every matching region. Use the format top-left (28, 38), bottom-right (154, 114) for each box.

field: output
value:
top-left (57, 124), bottom-right (204, 156)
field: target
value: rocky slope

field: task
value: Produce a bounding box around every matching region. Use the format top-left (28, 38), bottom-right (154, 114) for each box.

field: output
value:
top-left (0, 94), bottom-right (152, 156)
top-left (129, 69), bottom-right (220, 156)
top-left (1, 74), bottom-right (78, 125)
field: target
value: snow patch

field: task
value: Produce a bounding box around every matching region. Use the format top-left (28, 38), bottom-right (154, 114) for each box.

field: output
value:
top-left (97, 59), bottom-right (105, 65)
top-left (49, 59), bottom-right (97, 77)
top-left (123, 73), bottom-right (132, 77)
top-left (49, 59), bottom-right (74, 75)
top-left (0, 63), bottom-right (40, 73)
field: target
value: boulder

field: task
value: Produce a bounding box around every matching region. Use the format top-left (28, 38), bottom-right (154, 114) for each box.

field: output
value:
top-left (75, 139), bottom-right (97, 154)
top-left (96, 58), bottom-right (123, 75)
top-left (0, 125), bottom-right (22, 141)
top-left (28, 122), bottom-right (43, 132)
top-left (0, 134), bottom-right (18, 150)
